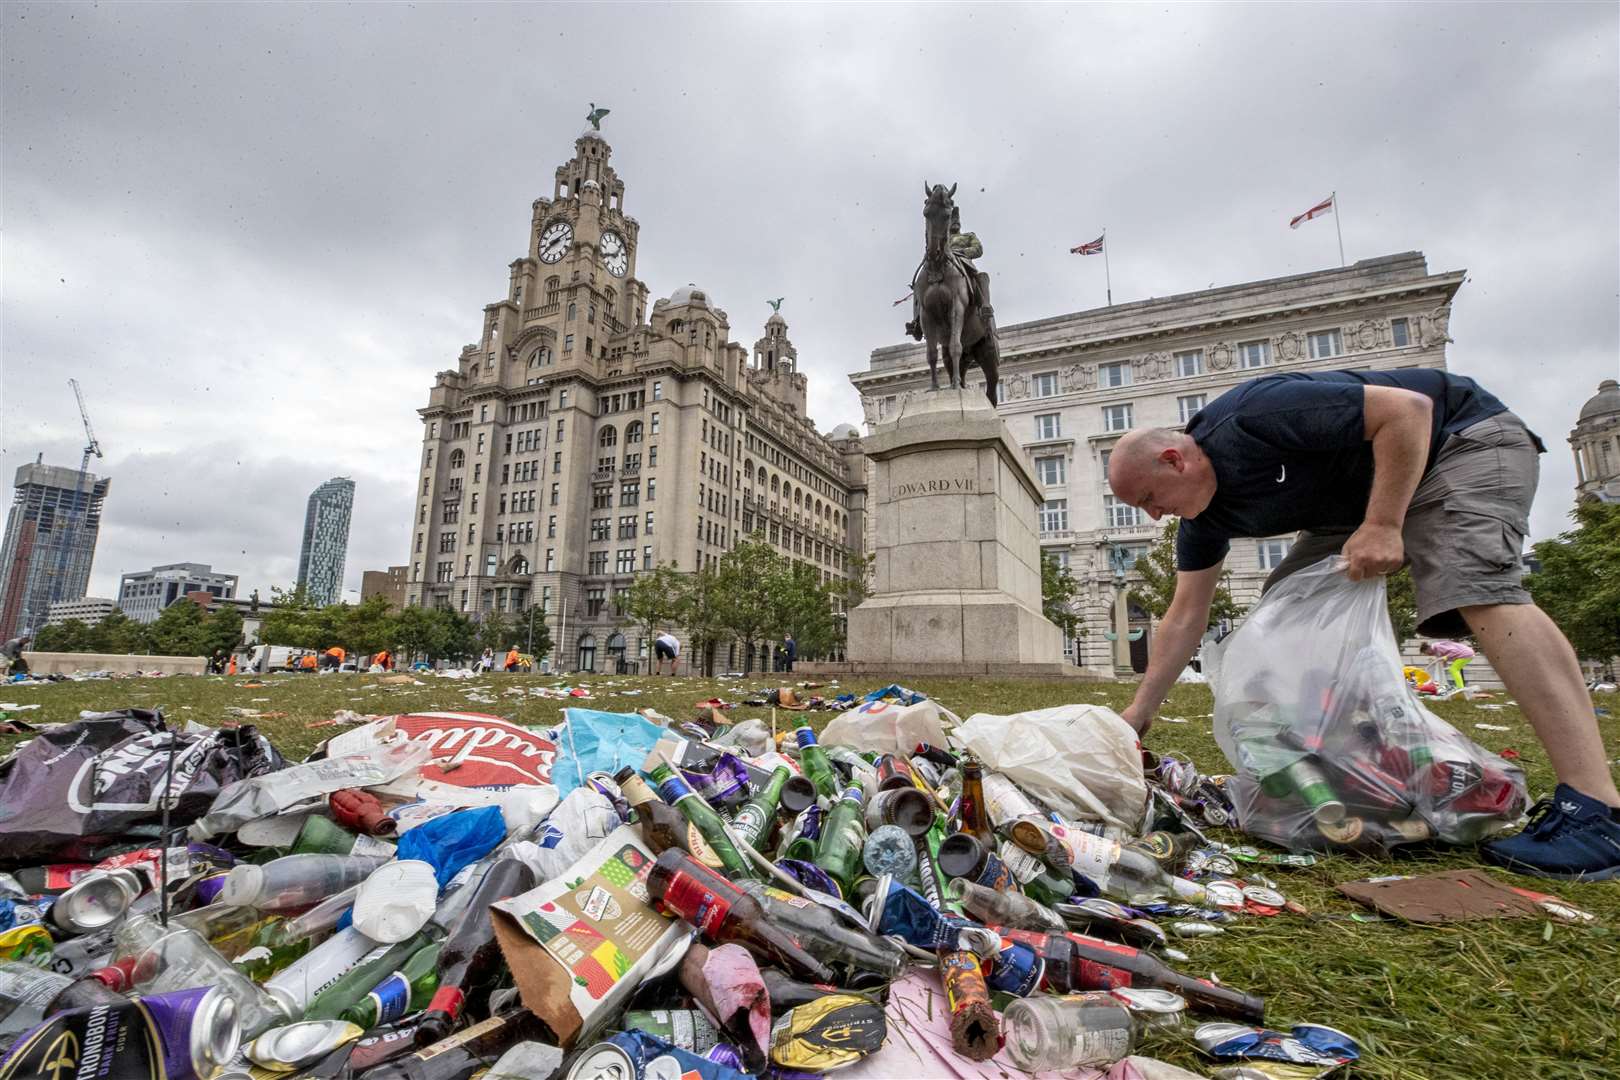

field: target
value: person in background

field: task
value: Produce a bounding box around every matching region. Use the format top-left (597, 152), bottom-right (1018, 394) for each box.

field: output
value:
top-left (299, 651), bottom-right (318, 673)
top-left (226, 654), bottom-right (238, 676)
top-left (784, 633), bottom-right (797, 674)
top-left (323, 645), bottom-right (346, 671)
top-left (1422, 639), bottom-right (1476, 693)
top-left (479, 647), bottom-right (494, 673)
top-left (373, 649), bottom-right (392, 672)
top-left (504, 646), bottom-right (520, 672)
top-left (2, 634), bottom-right (32, 679)
top-left (653, 631), bottom-right (680, 676)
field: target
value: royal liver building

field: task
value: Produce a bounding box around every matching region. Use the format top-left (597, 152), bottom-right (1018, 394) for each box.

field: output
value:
top-left (406, 121), bottom-right (865, 673)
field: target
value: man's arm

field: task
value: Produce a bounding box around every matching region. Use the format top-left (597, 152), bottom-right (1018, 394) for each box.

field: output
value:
top-left (1342, 386), bottom-right (1432, 581)
top-left (1120, 562), bottom-right (1224, 735)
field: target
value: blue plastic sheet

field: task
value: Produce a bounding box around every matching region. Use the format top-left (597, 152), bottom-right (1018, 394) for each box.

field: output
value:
top-left (861, 684), bottom-right (927, 706)
top-left (551, 708), bottom-right (668, 798)
top-left (396, 804), bottom-right (506, 889)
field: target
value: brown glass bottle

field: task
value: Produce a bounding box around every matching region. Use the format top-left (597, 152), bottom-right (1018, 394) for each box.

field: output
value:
top-left (646, 849), bottom-right (836, 984)
top-left (1056, 930), bottom-right (1264, 1023)
top-left (412, 860), bottom-right (537, 1046)
top-left (614, 766), bottom-right (722, 869)
top-left (362, 1007), bottom-right (549, 1079)
top-left (957, 758), bottom-right (995, 850)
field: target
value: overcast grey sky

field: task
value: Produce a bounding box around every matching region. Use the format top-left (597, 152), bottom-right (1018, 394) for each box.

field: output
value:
top-left (3, 2), bottom-right (1617, 602)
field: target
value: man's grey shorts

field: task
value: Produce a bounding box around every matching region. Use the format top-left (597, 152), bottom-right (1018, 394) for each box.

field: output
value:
top-left (1263, 411), bottom-right (1545, 638)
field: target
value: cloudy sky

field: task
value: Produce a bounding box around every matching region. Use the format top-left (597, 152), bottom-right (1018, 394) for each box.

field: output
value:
top-left (4, 2), bottom-right (1616, 601)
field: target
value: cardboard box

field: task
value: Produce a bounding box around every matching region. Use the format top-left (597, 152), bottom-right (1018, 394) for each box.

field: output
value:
top-left (491, 825), bottom-right (687, 1047)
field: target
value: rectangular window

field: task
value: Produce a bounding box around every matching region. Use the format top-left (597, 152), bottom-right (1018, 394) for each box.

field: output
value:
top-left (1257, 539), bottom-right (1292, 570)
top-left (564, 334), bottom-right (574, 352)
top-left (547, 515), bottom-right (557, 538)
top-left (553, 451), bottom-right (562, 474)
top-left (648, 445), bottom-right (658, 467)
top-left (1103, 494), bottom-right (1144, 528)
top-left (645, 511), bottom-right (655, 535)
top-left (1034, 413), bottom-right (1061, 440)
top-left (1103, 403), bottom-right (1134, 432)
top-left (647, 478), bottom-right (657, 501)
top-left (476, 433), bottom-right (485, 453)
top-left (1390, 318), bottom-right (1410, 348)
top-left (1238, 339), bottom-right (1271, 369)
top-left (1174, 349), bottom-right (1205, 377)
top-left (588, 551), bottom-right (608, 575)
top-left (652, 381), bottom-right (663, 400)
top-left (620, 482), bottom-right (639, 506)
top-left (1307, 329), bottom-right (1343, 360)
top-left (643, 545), bottom-right (653, 570)
top-left (1177, 394), bottom-right (1207, 425)
top-left (485, 553), bottom-right (498, 576)
top-left (618, 515), bottom-right (636, 540)
top-left (549, 483), bottom-right (560, 506)
top-left (1039, 499), bottom-right (1068, 533)
top-left (650, 412), bottom-right (661, 435)
top-left (1099, 361), bottom-right (1132, 388)
top-left (1033, 371), bottom-right (1059, 397)
top-left (545, 549), bottom-right (555, 571)
top-left (586, 587), bottom-right (605, 616)
top-left (1035, 456), bottom-right (1066, 486)
top-left (616, 549), bottom-right (635, 573)
top-left (591, 518), bottom-right (610, 541)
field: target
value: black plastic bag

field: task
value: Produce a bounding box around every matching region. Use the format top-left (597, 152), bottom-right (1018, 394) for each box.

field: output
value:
top-left (0, 708), bottom-right (285, 865)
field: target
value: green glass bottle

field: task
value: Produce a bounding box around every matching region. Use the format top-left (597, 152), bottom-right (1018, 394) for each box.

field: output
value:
top-left (233, 916), bottom-right (314, 982)
top-left (731, 766), bottom-right (791, 852)
top-left (302, 927), bottom-right (439, 1021)
top-left (290, 815), bottom-right (398, 857)
top-left (812, 787), bottom-right (867, 899)
top-left (648, 761), bottom-right (757, 880)
top-left (794, 727), bottom-right (841, 802)
top-left (341, 940), bottom-right (442, 1029)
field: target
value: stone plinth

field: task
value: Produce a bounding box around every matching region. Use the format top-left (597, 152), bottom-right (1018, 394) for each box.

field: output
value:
top-left (848, 389), bottom-right (1071, 670)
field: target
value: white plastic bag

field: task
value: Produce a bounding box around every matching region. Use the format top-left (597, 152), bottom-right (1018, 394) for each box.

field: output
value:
top-left (1209, 557), bottom-right (1527, 851)
top-left (819, 698), bottom-right (955, 757)
top-left (950, 704), bottom-right (1147, 830)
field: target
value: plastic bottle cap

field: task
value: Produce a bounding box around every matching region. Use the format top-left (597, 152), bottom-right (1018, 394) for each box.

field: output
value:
top-left (351, 861), bottom-right (439, 943)
top-left (218, 864), bottom-right (264, 908)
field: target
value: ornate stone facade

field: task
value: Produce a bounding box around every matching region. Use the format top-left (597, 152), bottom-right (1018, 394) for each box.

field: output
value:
top-left (1571, 379), bottom-right (1620, 504)
top-left (406, 129), bottom-right (864, 672)
top-left (852, 252), bottom-right (1464, 672)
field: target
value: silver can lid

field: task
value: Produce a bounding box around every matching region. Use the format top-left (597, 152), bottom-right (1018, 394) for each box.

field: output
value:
top-left (190, 986), bottom-right (243, 1075)
top-left (1204, 880), bottom-right (1246, 908)
top-left (245, 1019), bottom-right (363, 1069)
top-left (1243, 885), bottom-right (1287, 908)
top-left (55, 870), bottom-right (136, 931)
top-left (1110, 986), bottom-right (1188, 1024)
top-left (567, 1042), bottom-right (637, 1080)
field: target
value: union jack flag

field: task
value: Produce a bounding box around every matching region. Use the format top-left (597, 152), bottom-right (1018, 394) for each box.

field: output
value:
top-left (1070, 236), bottom-right (1105, 256)
top-left (1289, 194), bottom-right (1335, 229)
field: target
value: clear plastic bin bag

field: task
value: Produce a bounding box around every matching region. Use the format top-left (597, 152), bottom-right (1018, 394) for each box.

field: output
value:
top-left (1207, 557), bottom-right (1527, 852)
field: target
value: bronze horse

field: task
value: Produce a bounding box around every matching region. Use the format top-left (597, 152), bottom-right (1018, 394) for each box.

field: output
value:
top-left (917, 182), bottom-right (1000, 407)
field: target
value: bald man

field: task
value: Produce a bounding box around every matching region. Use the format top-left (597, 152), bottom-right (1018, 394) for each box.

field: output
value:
top-left (1108, 369), bottom-right (1620, 881)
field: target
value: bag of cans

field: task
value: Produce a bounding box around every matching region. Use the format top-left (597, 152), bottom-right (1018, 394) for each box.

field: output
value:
top-left (1208, 558), bottom-right (1528, 853)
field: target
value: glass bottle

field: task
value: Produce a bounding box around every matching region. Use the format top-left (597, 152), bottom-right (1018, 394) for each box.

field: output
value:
top-left (342, 940), bottom-right (442, 1029)
top-left (413, 859), bottom-right (537, 1045)
top-left (359, 1008), bottom-right (549, 1080)
top-left (951, 878), bottom-right (1066, 932)
top-left (811, 786), bottom-right (867, 897)
top-left (957, 758), bottom-right (995, 850)
top-left (793, 727), bottom-right (841, 802)
top-left (739, 881), bottom-right (906, 984)
top-left (1003, 992), bottom-right (1138, 1071)
top-left (0, 960), bottom-right (128, 1038)
top-left (219, 853), bottom-right (392, 910)
top-left (290, 814), bottom-right (398, 857)
top-left (1063, 931), bottom-right (1266, 1022)
top-left (1065, 830), bottom-right (1208, 906)
top-left (615, 766), bottom-right (722, 869)
top-left (730, 766), bottom-right (790, 851)
top-left (647, 761), bottom-right (756, 879)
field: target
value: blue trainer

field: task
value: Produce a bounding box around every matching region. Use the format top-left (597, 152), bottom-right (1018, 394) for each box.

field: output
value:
top-left (1480, 784), bottom-right (1620, 881)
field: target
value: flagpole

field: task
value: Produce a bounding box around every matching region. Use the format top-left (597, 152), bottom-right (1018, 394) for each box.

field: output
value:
top-left (1333, 191), bottom-right (1345, 268)
top-left (1102, 227), bottom-right (1113, 306)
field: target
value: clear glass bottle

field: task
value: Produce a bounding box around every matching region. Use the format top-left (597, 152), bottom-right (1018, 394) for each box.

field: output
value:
top-left (1002, 992), bottom-right (1138, 1071)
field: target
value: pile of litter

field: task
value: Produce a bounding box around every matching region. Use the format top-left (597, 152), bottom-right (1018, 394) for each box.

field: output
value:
top-left (0, 668), bottom-right (1546, 1079)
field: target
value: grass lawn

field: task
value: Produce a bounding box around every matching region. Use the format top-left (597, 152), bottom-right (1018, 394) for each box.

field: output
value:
top-left (2, 670), bottom-right (1616, 1079)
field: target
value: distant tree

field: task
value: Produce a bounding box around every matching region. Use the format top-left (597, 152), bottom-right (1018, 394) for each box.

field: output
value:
top-left (1385, 566), bottom-right (1419, 644)
top-left (521, 608), bottom-right (552, 662)
top-left (1041, 554), bottom-right (1085, 641)
top-left (476, 612), bottom-right (516, 655)
top-left (434, 608), bottom-right (479, 664)
top-left (34, 619), bottom-right (93, 653)
top-left (1527, 501), bottom-right (1620, 664)
top-left (623, 563), bottom-right (687, 656)
top-left (712, 538), bottom-right (790, 674)
top-left (201, 605), bottom-right (244, 658)
top-left (835, 551), bottom-right (876, 611)
top-left (94, 610), bottom-right (150, 654)
top-left (394, 605), bottom-right (438, 664)
top-left (679, 566), bottom-right (726, 677)
top-left (260, 585), bottom-right (335, 649)
top-left (1128, 519), bottom-right (1245, 625)
top-left (778, 561), bottom-right (841, 660)
top-left (145, 598), bottom-right (212, 656)
top-left (340, 596), bottom-right (398, 657)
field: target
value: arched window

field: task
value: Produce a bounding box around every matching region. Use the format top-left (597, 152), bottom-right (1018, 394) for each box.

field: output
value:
top-left (529, 346), bottom-right (551, 368)
top-left (599, 425), bottom-right (618, 448)
top-left (449, 449), bottom-right (465, 469)
top-left (545, 276), bottom-right (560, 303)
top-left (771, 476), bottom-right (780, 494)
top-left (625, 421), bottom-right (643, 444)
top-left (577, 634), bottom-right (597, 673)
top-left (509, 555), bottom-right (529, 575)
top-left (757, 466), bottom-right (767, 485)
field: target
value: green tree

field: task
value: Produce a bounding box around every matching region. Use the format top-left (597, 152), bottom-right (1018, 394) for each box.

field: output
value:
top-left (712, 538), bottom-right (790, 674)
top-left (34, 619), bottom-right (93, 653)
top-left (1128, 520), bottom-right (1246, 625)
top-left (435, 608), bottom-right (479, 664)
top-left (340, 596), bottom-right (399, 657)
top-left (1041, 553), bottom-right (1085, 641)
top-left (678, 565), bottom-right (726, 677)
top-left (259, 585), bottom-right (336, 649)
top-left (476, 612), bottom-right (516, 655)
top-left (93, 610), bottom-right (151, 654)
top-left (145, 598), bottom-right (212, 656)
top-left (623, 563), bottom-right (687, 657)
top-left (1385, 566), bottom-right (1419, 644)
top-left (201, 606), bottom-right (244, 658)
top-left (1526, 500), bottom-right (1620, 663)
top-left (778, 561), bottom-right (840, 660)
top-left (520, 607), bottom-right (552, 662)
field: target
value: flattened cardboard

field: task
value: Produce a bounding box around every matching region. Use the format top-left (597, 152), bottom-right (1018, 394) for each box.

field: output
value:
top-left (491, 825), bottom-right (685, 1047)
top-left (1336, 869), bottom-right (1543, 923)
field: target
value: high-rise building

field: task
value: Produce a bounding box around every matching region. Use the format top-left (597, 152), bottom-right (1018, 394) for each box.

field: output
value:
top-left (117, 562), bottom-right (239, 624)
top-left (45, 596), bottom-right (117, 627)
top-left (0, 460), bottom-right (112, 641)
top-left (1571, 379), bottom-right (1620, 504)
top-left (851, 252), bottom-right (1463, 673)
top-left (298, 477), bottom-right (355, 606)
top-left (405, 125), bottom-right (865, 673)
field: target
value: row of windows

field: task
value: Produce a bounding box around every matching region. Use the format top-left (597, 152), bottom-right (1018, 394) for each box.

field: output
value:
top-left (1032, 390), bottom-right (1212, 444)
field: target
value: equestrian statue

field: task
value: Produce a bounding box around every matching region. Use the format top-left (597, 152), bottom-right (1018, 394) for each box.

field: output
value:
top-left (905, 182), bottom-right (1001, 407)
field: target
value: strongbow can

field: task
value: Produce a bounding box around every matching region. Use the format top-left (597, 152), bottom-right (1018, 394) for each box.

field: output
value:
top-left (0, 985), bottom-right (240, 1080)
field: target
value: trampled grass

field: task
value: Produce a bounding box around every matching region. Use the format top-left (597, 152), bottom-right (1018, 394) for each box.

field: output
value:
top-left (2, 670), bottom-right (1616, 1078)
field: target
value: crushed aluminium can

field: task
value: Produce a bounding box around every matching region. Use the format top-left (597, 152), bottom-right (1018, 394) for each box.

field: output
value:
top-left (0, 985), bottom-right (240, 1080)
top-left (570, 1031), bottom-right (753, 1080)
top-left (1194, 1021), bottom-right (1361, 1068)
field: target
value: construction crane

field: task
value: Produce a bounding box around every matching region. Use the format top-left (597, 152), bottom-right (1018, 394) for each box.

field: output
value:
top-left (47, 379), bottom-right (105, 610)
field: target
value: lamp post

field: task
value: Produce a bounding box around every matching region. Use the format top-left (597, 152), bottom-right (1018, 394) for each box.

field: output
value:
top-left (1095, 538), bottom-right (1143, 676)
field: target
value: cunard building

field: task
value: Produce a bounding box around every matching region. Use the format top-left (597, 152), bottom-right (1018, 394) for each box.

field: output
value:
top-left (406, 123), bottom-right (865, 672)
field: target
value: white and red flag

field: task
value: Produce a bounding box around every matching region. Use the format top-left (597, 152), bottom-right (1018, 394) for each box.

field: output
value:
top-left (1070, 235), bottom-right (1105, 255)
top-left (1289, 194), bottom-right (1335, 229)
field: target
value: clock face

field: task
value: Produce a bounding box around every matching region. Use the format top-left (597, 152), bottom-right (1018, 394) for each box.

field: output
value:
top-left (600, 230), bottom-right (629, 277)
top-left (538, 221), bottom-right (573, 264)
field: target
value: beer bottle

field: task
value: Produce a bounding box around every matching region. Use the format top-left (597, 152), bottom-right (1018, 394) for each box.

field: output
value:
top-left (957, 758), bottom-right (996, 850)
top-left (304, 929), bottom-right (436, 1021)
top-left (646, 849), bottom-right (836, 984)
top-left (1064, 830), bottom-right (1208, 906)
top-left (413, 859), bottom-right (537, 1046)
top-left (739, 881), bottom-right (906, 984)
top-left (951, 878), bottom-right (1066, 932)
top-left (731, 766), bottom-right (791, 852)
top-left (794, 726), bottom-right (841, 802)
top-left (614, 766), bottom-right (722, 869)
top-left (289, 814), bottom-right (397, 857)
top-left (342, 940), bottom-right (443, 1029)
top-left (1062, 931), bottom-right (1266, 1023)
top-left (760, 966), bottom-right (874, 1011)
top-left (361, 1007), bottom-right (550, 1080)
top-left (812, 786), bottom-right (867, 898)
top-left (647, 761), bottom-right (756, 880)
top-left (874, 753), bottom-right (920, 792)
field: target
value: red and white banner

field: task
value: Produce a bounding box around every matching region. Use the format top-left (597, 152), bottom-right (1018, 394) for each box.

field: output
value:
top-left (390, 712), bottom-right (558, 788)
top-left (1070, 235), bottom-right (1105, 255)
top-left (1289, 194), bottom-right (1335, 229)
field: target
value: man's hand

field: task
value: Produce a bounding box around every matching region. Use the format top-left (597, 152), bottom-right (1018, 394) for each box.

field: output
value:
top-left (1121, 701), bottom-right (1154, 737)
top-left (1342, 521), bottom-right (1405, 581)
